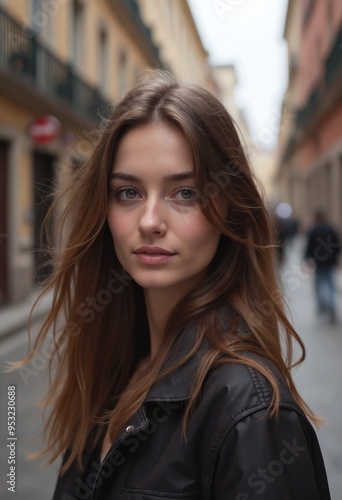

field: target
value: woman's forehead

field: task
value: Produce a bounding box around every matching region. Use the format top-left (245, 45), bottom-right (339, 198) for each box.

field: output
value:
top-left (112, 122), bottom-right (194, 177)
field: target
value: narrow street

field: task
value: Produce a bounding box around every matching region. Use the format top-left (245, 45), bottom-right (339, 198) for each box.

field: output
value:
top-left (0, 237), bottom-right (341, 499)
top-left (281, 236), bottom-right (342, 500)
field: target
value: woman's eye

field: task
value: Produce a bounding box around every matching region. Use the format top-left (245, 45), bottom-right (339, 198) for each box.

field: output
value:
top-left (174, 188), bottom-right (196, 201)
top-left (115, 188), bottom-right (139, 200)
top-left (112, 187), bottom-right (196, 202)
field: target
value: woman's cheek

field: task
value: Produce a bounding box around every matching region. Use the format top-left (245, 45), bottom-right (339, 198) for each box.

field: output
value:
top-left (107, 212), bottom-right (127, 239)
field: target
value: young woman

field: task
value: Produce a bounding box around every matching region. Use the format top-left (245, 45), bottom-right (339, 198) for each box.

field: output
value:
top-left (26, 71), bottom-right (330, 499)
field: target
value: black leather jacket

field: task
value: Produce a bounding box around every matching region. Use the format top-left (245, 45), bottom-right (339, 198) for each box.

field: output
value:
top-left (53, 329), bottom-right (331, 500)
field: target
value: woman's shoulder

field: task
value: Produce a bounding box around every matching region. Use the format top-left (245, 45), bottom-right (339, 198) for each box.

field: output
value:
top-left (198, 359), bottom-right (330, 499)
top-left (200, 356), bottom-right (305, 422)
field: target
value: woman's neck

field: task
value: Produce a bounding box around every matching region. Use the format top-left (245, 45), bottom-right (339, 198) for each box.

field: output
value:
top-left (143, 288), bottom-right (179, 361)
top-left (143, 270), bottom-right (208, 362)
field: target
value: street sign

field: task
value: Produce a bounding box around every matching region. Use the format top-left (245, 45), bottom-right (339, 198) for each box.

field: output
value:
top-left (28, 115), bottom-right (61, 145)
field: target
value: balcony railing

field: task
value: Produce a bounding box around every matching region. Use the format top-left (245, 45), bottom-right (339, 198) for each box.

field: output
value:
top-left (0, 6), bottom-right (110, 124)
top-left (302, 0), bottom-right (316, 28)
top-left (325, 22), bottom-right (342, 84)
top-left (124, 0), bottom-right (161, 64)
top-left (295, 84), bottom-right (320, 130)
top-left (282, 23), bottom-right (342, 162)
top-left (295, 22), bottom-right (342, 132)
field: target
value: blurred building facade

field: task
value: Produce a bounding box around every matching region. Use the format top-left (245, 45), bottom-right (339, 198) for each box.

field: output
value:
top-left (250, 148), bottom-right (278, 204)
top-left (211, 64), bottom-right (277, 202)
top-left (277, 0), bottom-right (342, 234)
top-left (211, 64), bottom-right (250, 144)
top-left (0, 0), bottom-right (214, 306)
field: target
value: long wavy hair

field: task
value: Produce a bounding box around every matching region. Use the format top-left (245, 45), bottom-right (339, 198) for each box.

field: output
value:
top-left (20, 70), bottom-right (317, 473)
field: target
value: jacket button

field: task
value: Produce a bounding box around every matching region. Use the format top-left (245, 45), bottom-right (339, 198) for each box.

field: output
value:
top-left (125, 425), bottom-right (135, 432)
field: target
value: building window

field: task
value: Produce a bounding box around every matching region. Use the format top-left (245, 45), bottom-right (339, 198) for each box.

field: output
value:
top-left (30, 0), bottom-right (55, 50)
top-left (118, 49), bottom-right (128, 95)
top-left (303, 0), bottom-right (316, 27)
top-left (98, 28), bottom-right (108, 96)
top-left (327, 0), bottom-right (334, 39)
top-left (340, 155), bottom-right (342, 200)
top-left (71, 0), bottom-right (84, 72)
top-left (30, 0), bottom-right (41, 32)
top-left (315, 35), bottom-right (321, 60)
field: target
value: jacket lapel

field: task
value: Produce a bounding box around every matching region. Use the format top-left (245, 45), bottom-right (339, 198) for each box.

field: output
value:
top-left (145, 324), bottom-right (208, 402)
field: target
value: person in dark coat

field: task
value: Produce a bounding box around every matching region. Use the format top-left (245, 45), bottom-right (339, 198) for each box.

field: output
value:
top-left (305, 210), bottom-right (340, 323)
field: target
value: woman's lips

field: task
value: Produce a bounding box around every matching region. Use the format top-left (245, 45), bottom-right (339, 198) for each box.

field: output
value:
top-left (133, 253), bottom-right (175, 265)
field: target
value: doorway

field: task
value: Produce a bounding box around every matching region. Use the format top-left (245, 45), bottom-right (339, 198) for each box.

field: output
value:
top-left (33, 151), bottom-right (56, 284)
top-left (0, 140), bottom-right (9, 305)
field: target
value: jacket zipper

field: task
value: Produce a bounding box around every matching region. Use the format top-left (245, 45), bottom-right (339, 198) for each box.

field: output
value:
top-left (90, 435), bottom-right (125, 500)
top-left (90, 417), bottom-right (148, 499)
top-left (90, 398), bottom-right (187, 499)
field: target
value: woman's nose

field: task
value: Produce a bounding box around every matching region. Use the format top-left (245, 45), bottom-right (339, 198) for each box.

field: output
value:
top-left (138, 198), bottom-right (167, 236)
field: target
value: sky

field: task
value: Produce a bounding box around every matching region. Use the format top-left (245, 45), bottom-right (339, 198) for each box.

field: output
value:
top-left (187, 0), bottom-right (289, 147)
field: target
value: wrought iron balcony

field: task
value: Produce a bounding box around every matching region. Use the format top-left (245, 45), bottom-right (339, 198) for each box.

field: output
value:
top-left (295, 23), bottom-right (342, 132)
top-left (0, 5), bottom-right (110, 124)
top-left (325, 22), bottom-right (342, 84)
top-left (302, 0), bottom-right (316, 28)
top-left (124, 0), bottom-right (161, 62)
top-left (282, 23), bottom-right (342, 162)
top-left (295, 84), bottom-right (320, 130)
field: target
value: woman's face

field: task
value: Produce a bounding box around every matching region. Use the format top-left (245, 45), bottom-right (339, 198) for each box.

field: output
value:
top-left (107, 122), bottom-right (221, 294)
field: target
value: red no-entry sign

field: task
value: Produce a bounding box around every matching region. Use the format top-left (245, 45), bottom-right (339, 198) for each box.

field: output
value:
top-left (29, 115), bottom-right (61, 145)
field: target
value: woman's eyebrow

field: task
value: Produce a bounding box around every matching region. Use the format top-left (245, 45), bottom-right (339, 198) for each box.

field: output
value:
top-left (109, 172), bottom-right (194, 182)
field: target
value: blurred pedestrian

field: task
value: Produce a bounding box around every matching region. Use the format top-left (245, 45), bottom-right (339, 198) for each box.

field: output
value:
top-left (305, 210), bottom-right (340, 323)
top-left (273, 203), bottom-right (299, 265)
top-left (274, 213), bottom-right (287, 265)
top-left (17, 71), bottom-right (330, 499)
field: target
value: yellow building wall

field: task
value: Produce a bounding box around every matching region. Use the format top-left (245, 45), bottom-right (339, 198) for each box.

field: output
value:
top-left (2, 0), bottom-right (28, 23)
top-left (2, 0), bottom-right (153, 100)
top-left (3, 0), bottom-right (209, 94)
top-left (92, 0), bottom-right (153, 100)
top-left (138, 0), bottom-right (209, 85)
top-left (0, 95), bottom-right (32, 241)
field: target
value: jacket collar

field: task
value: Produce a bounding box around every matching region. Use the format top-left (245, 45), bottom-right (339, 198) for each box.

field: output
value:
top-left (140, 321), bottom-right (290, 409)
top-left (101, 309), bottom-right (231, 454)
top-left (144, 323), bottom-right (209, 402)
top-left (144, 302), bottom-right (235, 402)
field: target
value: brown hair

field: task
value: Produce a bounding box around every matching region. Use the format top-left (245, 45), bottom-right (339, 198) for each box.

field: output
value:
top-left (20, 70), bottom-right (317, 473)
